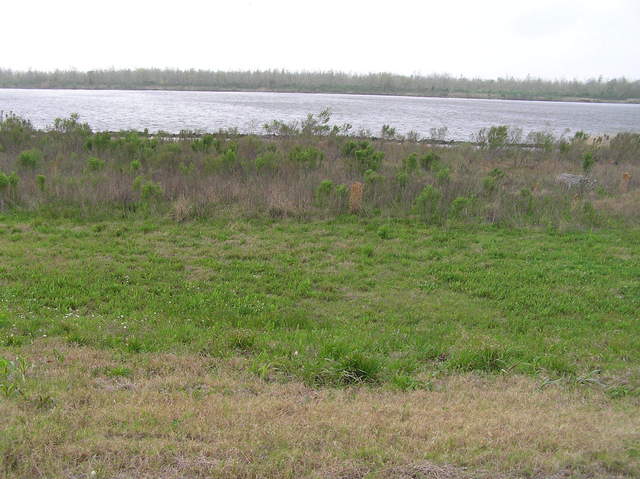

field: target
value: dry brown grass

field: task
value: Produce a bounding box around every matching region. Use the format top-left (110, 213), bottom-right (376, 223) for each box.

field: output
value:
top-left (349, 182), bottom-right (364, 213)
top-left (170, 195), bottom-right (193, 222)
top-left (594, 190), bottom-right (640, 218)
top-left (2, 340), bottom-right (638, 479)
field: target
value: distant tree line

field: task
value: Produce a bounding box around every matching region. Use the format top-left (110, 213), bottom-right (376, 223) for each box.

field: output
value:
top-left (1, 69), bottom-right (639, 102)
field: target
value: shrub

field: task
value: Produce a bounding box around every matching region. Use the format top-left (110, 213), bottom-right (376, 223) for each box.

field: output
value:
top-left (255, 151), bottom-right (281, 171)
top-left (8, 172), bottom-right (19, 188)
top-left (192, 134), bottom-right (220, 153)
top-left (356, 147), bottom-right (384, 172)
top-left (364, 169), bottom-right (384, 184)
top-left (406, 130), bottom-right (420, 142)
top-left (289, 146), bottom-right (324, 168)
top-left (132, 175), bottom-right (144, 191)
top-left (609, 132), bottom-right (640, 164)
top-left (85, 132), bottom-right (111, 152)
top-left (483, 168), bottom-right (505, 193)
top-left (403, 153), bottom-right (418, 172)
top-left (488, 168), bottom-right (505, 180)
top-left (483, 176), bottom-right (497, 193)
top-left (130, 159), bottom-right (141, 172)
top-left (582, 152), bottom-right (596, 173)
top-left (141, 180), bottom-right (163, 201)
top-left (419, 152), bottom-right (440, 170)
top-left (52, 113), bottom-right (91, 136)
top-left (164, 142), bottom-right (182, 155)
top-left (518, 188), bottom-right (534, 216)
top-left (415, 185), bottom-right (441, 221)
top-left (0, 172), bottom-right (8, 190)
top-left (315, 180), bottom-right (334, 206)
top-left (450, 196), bottom-right (472, 218)
top-left (18, 149), bottom-right (42, 169)
top-left (36, 175), bottom-right (46, 192)
top-left (527, 131), bottom-right (555, 151)
top-left (487, 125), bottom-right (509, 149)
top-left (0, 113), bottom-right (34, 149)
top-left (205, 148), bottom-right (238, 172)
top-left (381, 124), bottom-right (397, 140)
top-left (436, 167), bottom-right (450, 185)
top-left (341, 140), bottom-right (367, 157)
top-left (396, 170), bottom-right (409, 187)
top-left (574, 131), bottom-right (589, 141)
top-left (330, 184), bottom-right (349, 212)
top-left (86, 156), bottom-right (106, 172)
top-left (342, 140), bottom-right (384, 172)
top-left (220, 148), bottom-right (238, 169)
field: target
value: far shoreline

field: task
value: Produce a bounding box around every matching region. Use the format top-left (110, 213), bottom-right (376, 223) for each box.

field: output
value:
top-left (2, 85), bottom-right (639, 105)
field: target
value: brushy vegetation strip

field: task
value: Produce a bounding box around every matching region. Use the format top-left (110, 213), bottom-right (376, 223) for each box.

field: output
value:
top-left (0, 111), bottom-right (639, 226)
top-left (1, 68), bottom-right (639, 101)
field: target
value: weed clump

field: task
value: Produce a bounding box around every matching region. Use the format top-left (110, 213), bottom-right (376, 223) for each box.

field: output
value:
top-left (141, 180), bottom-right (163, 201)
top-left (36, 175), bottom-right (46, 192)
top-left (86, 156), bottom-right (106, 172)
top-left (415, 185), bottom-right (441, 222)
top-left (192, 134), bottom-right (220, 153)
top-left (0, 172), bottom-right (9, 191)
top-left (342, 140), bottom-right (384, 172)
top-left (289, 145), bottom-right (324, 168)
top-left (255, 151), bottom-right (281, 171)
top-left (18, 149), bottom-right (42, 169)
top-left (312, 344), bottom-right (381, 385)
top-left (448, 346), bottom-right (516, 372)
top-left (315, 179), bottom-right (334, 206)
top-left (419, 152), bottom-right (440, 171)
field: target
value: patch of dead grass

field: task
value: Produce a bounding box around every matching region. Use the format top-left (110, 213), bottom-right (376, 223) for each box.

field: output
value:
top-left (1, 340), bottom-right (639, 479)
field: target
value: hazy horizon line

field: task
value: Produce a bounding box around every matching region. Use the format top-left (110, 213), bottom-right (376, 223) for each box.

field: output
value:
top-left (1, 67), bottom-right (638, 84)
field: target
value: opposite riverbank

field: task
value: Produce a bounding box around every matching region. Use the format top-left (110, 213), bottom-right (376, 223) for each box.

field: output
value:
top-left (2, 68), bottom-right (639, 103)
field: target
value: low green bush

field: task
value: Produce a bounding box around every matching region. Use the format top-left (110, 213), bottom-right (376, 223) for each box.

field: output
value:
top-left (289, 146), bottom-right (324, 168)
top-left (415, 185), bottom-right (441, 221)
top-left (419, 151), bottom-right (440, 170)
top-left (342, 140), bottom-right (384, 172)
top-left (18, 149), bottom-right (42, 169)
top-left (36, 175), bottom-right (46, 192)
top-left (315, 179), bottom-right (334, 206)
top-left (86, 156), bottom-right (106, 172)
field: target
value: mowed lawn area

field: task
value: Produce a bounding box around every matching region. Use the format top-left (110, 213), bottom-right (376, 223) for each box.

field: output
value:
top-left (1, 215), bottom-right (639, 478)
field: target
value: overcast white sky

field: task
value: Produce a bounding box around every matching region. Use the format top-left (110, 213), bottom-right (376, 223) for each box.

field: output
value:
top-left (3, 0), bottom-right (639, 80)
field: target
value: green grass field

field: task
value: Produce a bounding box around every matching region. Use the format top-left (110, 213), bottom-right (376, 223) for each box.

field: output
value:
top-left (2, 215), bottom-right (638, 386)
top-left (2, 214), bottom-right (640, 478)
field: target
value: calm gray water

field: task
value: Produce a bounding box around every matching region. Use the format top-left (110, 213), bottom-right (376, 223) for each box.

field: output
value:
top-left (1, 88), bottom-right (639, 141)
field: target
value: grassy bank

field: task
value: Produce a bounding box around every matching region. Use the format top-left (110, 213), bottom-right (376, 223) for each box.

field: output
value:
top-left (1, 113), bottom-right (640, 477)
